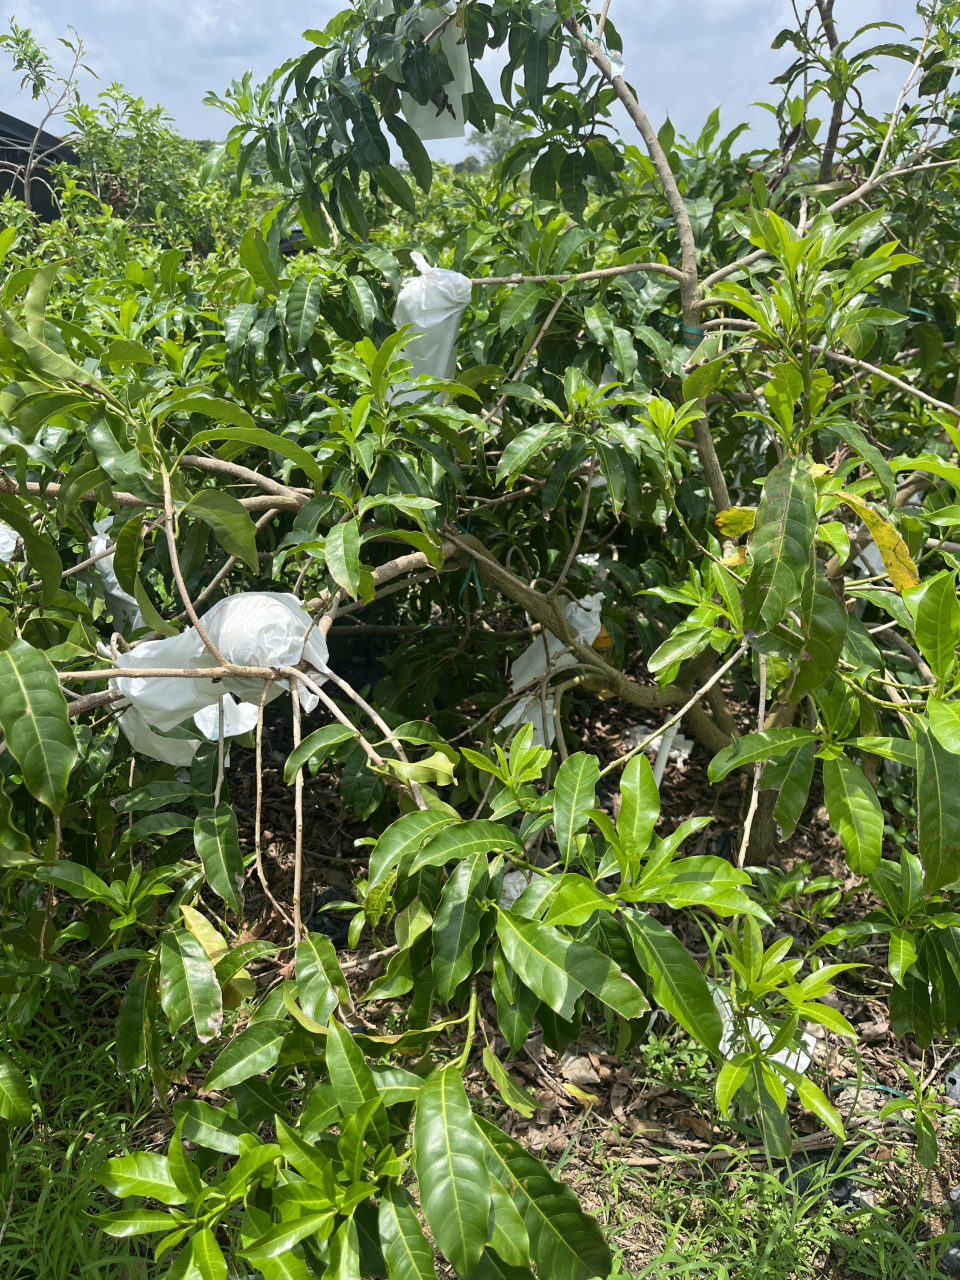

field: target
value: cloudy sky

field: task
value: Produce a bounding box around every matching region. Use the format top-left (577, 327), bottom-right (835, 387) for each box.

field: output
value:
top-left (0, 1), bottom-right (925, 158)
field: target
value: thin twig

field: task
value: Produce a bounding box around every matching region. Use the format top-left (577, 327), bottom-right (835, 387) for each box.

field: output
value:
top-left (483, 293), bottom-right (566, 423)
top-left (291, 679), bottom-right (304, 945)
top-left (254, 679), bottom-right (295, 930)
top-left (470, 261), bottom-right (682, 288)
top-left (322, 669), bottom-right (428, 810)
top-left (597, 643), bottom-right (748, 779)
top-left (214, 696), bottom-right (225, 808)
top-left (550, 456), bottom-right (596, 598)
top-left (737, 654), bottom-right (766, 869)
top-left (160, 465), bottom-right (226, 664)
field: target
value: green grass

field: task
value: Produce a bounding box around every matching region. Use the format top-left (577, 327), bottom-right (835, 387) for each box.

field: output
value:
top-left (0, 994), bottom-right (161, 1280)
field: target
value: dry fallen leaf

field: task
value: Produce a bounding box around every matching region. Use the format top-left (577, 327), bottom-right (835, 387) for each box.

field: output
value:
top-left (561, 1054), bottom-right (601, 1086)
top-left (678, 1113), bottom-right (716, 1141)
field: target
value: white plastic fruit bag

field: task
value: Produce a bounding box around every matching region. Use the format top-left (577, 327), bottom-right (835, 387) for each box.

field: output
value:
top-left (495, 593), bottom-right (605, 743)
top-left (392, 252), bottom-right (472, 401)
top-left (114, 592), bottom-right (330, 762)
top-left (400, 2), bottom-right (473, 140)
top-left (0, 522), bottom-right (18, 562)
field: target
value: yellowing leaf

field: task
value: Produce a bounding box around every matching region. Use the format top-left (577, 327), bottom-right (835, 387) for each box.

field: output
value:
top-left (841, 491), bottom-right (919, 592)
top-left (715, 506), bottom-right (756, 537)
top-left (560, 1080), bottom-right (599, 1107)
top-left (180, 905), bottom-right (228, 965)
top-left (721, 546), bottom-right (747, 567)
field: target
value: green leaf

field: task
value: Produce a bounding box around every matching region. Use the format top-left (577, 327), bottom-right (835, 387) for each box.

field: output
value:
top-left (0, 301), bottom-right (98, 385)
top-left (790, 563), bottom-right (848, 703)
top-left (761, 742), bottom-right (815, 840)
top-left (173, 1099), bottom-right (251, 1156)
top-left (553, 753), bottom-right (600, 866)
top-left (0, 640), bottom-right (77, 813)
top-left (822, 755), bottom-right (883, 874)
top-left (794, 1076), bottom-right (844, 1139)
top-left (33, 861), bottom-right (112, 902)
top-left (914, 569), bottom-right (960, 683)
top-left (327, 1017), bottom-right (379, 1115)
top-left (285, 275), bottom-right (324, 350)
top-left (159, 930), bottom-right (223, 1043)
top-left (380, 1182), bottom-right (439, 1280)
top-left (187, 424), bottom-right (326, 489)
top-left (500, 283), bottom-right (547, 336)
top-left (204, 1019), bottom-right (287, 1089)
top-left (134, 574), bottom-right (179, 637)
top-left (888, 928), bottom-right (919, 986)
top-left (96, 1153), bottom-right (184, 1204)
top-left (742, 456), bottom-right (817, 632)
top-left (275, 1118), bottom-right (336, 1193)
top-left (540, 874), bottom-right (616, 928)
top-left (431, 855), bottom-right (487, 1001)
top-left (482, 1047), bottom-right (538, 1118)
top-left (414, 1066), bottom-right (491, 1276)
top-left (325, 518), bottom-right (362, 597)
top-left (928, 698), bottom-right (960, 754)
top-left (622, 910), bottom-right (723, 1053)
top-left (296, 931), bottom-right (347, 1025)
top-left (375, 163), bottom-right (417, 213)
top-left (243, 1212), bottom-right (336, 1262)
top-left (617, 753), bottom-right (659, 860)
top-left (915, 720), bottom-right (960, 892)
top-left (477, 1116), bottom-right (611, 1280)
top-left (496, 423), bottom-right (566, 485)
top-left (384, 114), bottom-right (433, 193)
top-left (715, 1054), bottom-right (750, 1117)
top-left (524, 34), bottom-right (550, 111)
top-left (708, 728), bottom-right (817, 783)
top-left (0, 1052), bottom-right (31, 1125)
top-left (194, 804), bottom-right (244, 916)
top-left (496, 912), bottom-right (581, 1020)
top-left (89, 1209), bottom-right (175, 1238)
top-left (0, 495), bottom-right (63, 605)
top-left (183, 490), bottom-right (259, 573)
top-left (112, 514), bottom-right (143, 595)
top-left (239, 227), bottom-right (282, 295)
top-left (368, 809), bottom-right (459, 888)
top-left (409, 819), bottom-right (521, 875)
top-left (191, 1227), bottom-right (227, 1280)
top-left (285, 724), bottom-right (357, 783)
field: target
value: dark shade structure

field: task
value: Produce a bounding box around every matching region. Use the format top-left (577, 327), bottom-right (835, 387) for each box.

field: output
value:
top-left (0, 109), bottom-right (77, 222)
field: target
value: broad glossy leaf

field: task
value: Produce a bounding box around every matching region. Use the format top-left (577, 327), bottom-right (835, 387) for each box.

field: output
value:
top-left (204, 1019), bottom-right (286, 1089)
top-left (285, 724), bottom-right (356, 783)
top-left (432, 855), bottom-right (487, 1001)
top-left (715, 1054), bottom-right (751, 1117)
top-left (184, 490), bottom-right (259, 572)
top-left (477, 1116), bottom-right (610, 1280)
top-left (33, 862), bottom-right (111, 902)
top-left (622, 910), bottom-right (722, 1053)
top-left (159, 929), bottom-right (223, 1043)
top-left (194, 804), bottom-right (244, 916)
top-left (888, 928), bottom-right (919, 986)
top-left (96, 1153), bottom-right (184, 1204)
top-left (90, 1209), bottom-right (175, 1238)
top-left (760, 742), bottom-right (815, 840)
top-left (191, 1227), bottom-right (227, 1280)
top-left (327, 1017), bottom-right (379, 1115)
top-left (822, 756), bottom-right (883, 874)
top-left (928, 698), bottom-right (960, 754)
top-left (173, 1099), bottom-right (251, 1156)
top-left (408, 820), bottom-right (522, 874)
top-left (540, 874), bottom-right (616, 928)
top-left (296, 931), bottom-right (347, 1025)
top-left (483, 1047), bottom-right (537, 1118)
top-left (708, 728), bottom-right (817, 783)
top-left (790, 564), bottom-right (847, 703)
top-left (243, 1212), bottom-right (336, 1261)
top-left (617, 753), bottom-right (659, 859)
top-left (742, 457), bottom-right (817, 631)
top-left (0, 640), bottom-right (77, 813)
top-left (380, 1182), bottom-right (439, 1280)
top-left (326, 518), bottom-right (362, 597)
top-left (414, 1066), bottom-right (491, 1275)
top-left (553, 753), bottom-right (600, 865)
top-left (0, 1052), bottom-right (31, 1125)
top-left (384, 114), bottom-right (433, 193)
top-left (285, 274), bottom-right (324, 350)
top-left (186, 424), bottom-right (325, 489)
top-left (276, 1118), bottom-right (336, 1193)
top-left (914, 569), bottom-right (960, 682)
top-left (368, 809), bottom-right (460, 888)
top-left (915, 720), bottom-right (960, 891)
top-left (496, 912), bottom-right (581, 1020)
